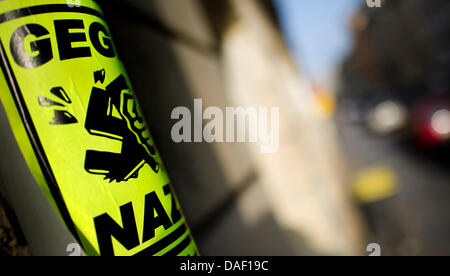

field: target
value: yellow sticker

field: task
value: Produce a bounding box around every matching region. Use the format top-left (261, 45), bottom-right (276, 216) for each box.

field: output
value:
top-left (0, 0), bottom-right (197, 256)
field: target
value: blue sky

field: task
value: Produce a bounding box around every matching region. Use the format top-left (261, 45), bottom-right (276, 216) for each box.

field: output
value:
top-left (274, 0), bottom-right (361, 85)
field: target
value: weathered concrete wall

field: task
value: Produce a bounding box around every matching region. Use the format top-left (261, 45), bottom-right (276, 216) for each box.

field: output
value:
top-left (99, 0), bottom-right (298, 255)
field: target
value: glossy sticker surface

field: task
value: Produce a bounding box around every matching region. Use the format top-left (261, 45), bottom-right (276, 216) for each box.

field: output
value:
top-left (0, 0), bottom-right (197, 256)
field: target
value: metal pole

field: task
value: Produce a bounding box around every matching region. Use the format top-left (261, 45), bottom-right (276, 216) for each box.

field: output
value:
top-left (0, 0), bottom-right (197, 256)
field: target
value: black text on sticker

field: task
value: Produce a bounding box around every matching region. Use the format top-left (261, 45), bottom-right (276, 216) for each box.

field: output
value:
top-left (10, 19), bottom-right (115, 69)
top-left (93, 184), bottom-right (183, 256)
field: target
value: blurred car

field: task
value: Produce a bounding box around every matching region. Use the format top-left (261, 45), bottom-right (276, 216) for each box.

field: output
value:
top-left (409, 94), bottom-right (450, 149)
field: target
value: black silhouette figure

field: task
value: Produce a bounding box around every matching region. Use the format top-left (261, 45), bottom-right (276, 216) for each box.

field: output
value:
top-left (84, 73), bottom-right (159, 183)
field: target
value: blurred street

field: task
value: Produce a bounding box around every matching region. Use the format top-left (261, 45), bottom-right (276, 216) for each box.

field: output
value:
top-left (333, 0), bottom-right (450, 255)
top-left (338, 119), bottom-right (450, 255)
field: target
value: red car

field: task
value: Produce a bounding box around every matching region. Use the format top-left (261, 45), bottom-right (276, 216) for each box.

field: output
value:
top-left (410, 95), bottom-right (450, 148)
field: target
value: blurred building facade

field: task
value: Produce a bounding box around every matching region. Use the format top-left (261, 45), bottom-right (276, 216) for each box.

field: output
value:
top-left (339, 0), bottom-right (450, 104)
